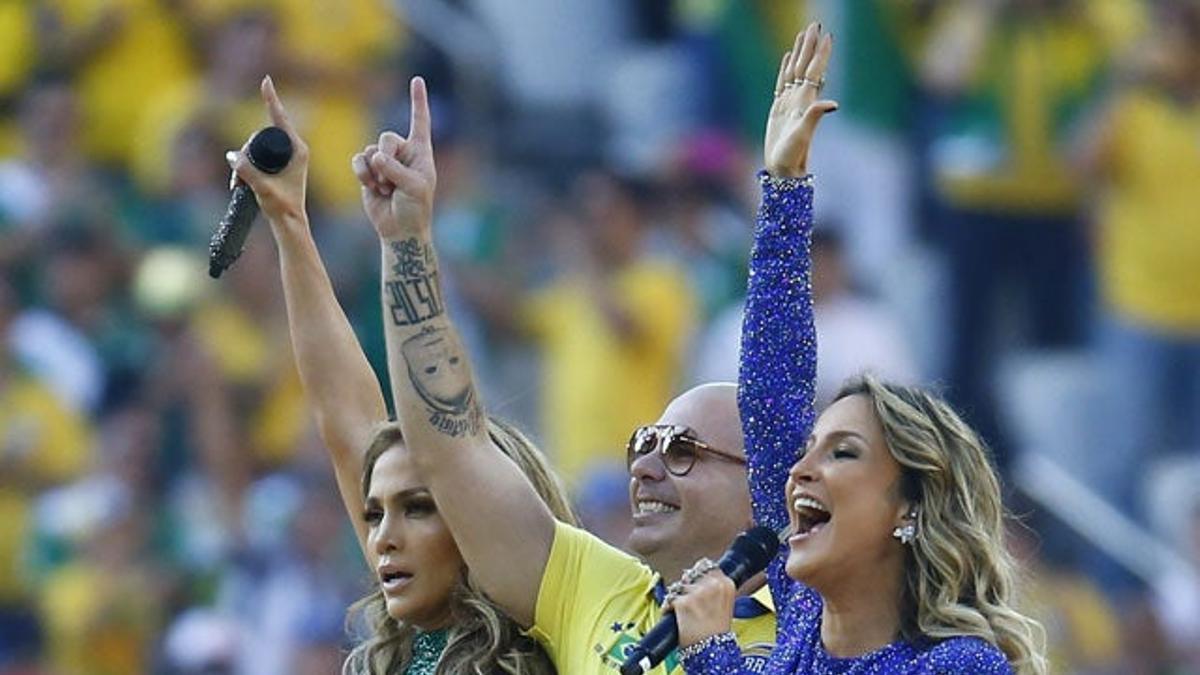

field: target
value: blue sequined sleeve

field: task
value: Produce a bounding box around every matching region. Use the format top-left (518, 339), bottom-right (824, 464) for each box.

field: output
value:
top-left (739, 172), bottom-right (817, 535)
top-left (682, 172), bottom-right (819, 674)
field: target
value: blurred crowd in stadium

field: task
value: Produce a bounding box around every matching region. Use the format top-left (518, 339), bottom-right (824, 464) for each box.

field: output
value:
top-left (0, 0), bottom-right (1198, 673)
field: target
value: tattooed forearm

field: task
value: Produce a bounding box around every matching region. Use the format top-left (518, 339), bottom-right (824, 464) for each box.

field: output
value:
top-left (400, 324), bottom-right (483, 437)
top-left (386, 238), bottom-right (444, 325)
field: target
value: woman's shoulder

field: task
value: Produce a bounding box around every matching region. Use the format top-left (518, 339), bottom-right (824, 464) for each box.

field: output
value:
top-left (920, 635), bottom-right (1012, 674)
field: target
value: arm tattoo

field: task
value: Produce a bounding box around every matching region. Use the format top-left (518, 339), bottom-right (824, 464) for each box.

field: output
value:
top-left (400, 324), bottom-right (483, 437)
top-left (386, 238), bottom-right (444, 325)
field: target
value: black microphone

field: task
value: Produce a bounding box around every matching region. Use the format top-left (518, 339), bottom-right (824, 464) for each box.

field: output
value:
top-left (208, 126), bottom-right (293, 278)
top-left (619, 525), bottom-right (779, 675)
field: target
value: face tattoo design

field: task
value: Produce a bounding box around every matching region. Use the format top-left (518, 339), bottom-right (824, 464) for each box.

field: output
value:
top-left (402, 326), bottom-right (475, 417)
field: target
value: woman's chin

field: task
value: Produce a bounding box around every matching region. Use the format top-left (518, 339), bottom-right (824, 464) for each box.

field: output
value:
top-left (387, 597), bottom-right (453, 630)
top-left (784, 548), bottom-right (825, 584)
top-left (385, 597), bottom-right (411, 622)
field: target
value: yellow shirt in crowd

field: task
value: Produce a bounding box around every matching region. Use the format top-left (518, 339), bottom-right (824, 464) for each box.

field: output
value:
top-left (937, 14), bottom-right (1108, 214)
top-left (531, 521), bottom-right (775, 674)
top-left (0, 375), bottom-right (91, 603)
top-left (0, 1), bottom-right (35, 155)
top-left (191, 301), bottom-right (308, 466)
top-left (523, 261), bottom-right (696, 486)
top-left (1098, 89), bottom-right (1200, 332)
top-left (45, 0), bottom-right (195, 166)
top-left (272, 0), bottom-right (401, 209)
top-left (40, 562), bottom-right (159, 675)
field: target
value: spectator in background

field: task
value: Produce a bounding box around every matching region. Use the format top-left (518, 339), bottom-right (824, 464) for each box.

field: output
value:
top-left (37, 0), bottom-right (196, 170)
top-left (186, 232), bottom-right (308, 470)
top-left (0, 79), bottom-right (115, 285)
top-left (159, 608), bottom-right (238, 675)
top-left (1076, 0), bottom-right (1200, 519)
top-left (0, 0), bottom-right (36, 154)
top-left (807, 227), bottom-right (918, 406)
top-left (0, 80), bottom-right (100, 230)
top-left (131, 8), bottom-right (283, 206)
top-left (531, 173), bottom-right (695, 485)
top-left (269, 0), bottom-right (400, 211)
top-left (9, 224), bottom-right (120, 414)
top-left (479, 172), bottom-right (697, 486)
top-left (126, 248), bottom-right (250, 575)
top-left (219, 471), bottom-right (358, 675)
top-left (806, 0), bottom-right (923, 291)
top-left (36, 490), bottom-right (163, 675)
top-left (656, 130), bottom-right (754, 323)
top-left (0, 279), bottom-right (91, 669)
top-left (425, 120), bottom-right (512, 405)
top-left (691, 227), bottom-right (918, 407)
top-left (919, 0), bottom-right (1133, 469)
top-left (134, 119), bottom-right (230, 246)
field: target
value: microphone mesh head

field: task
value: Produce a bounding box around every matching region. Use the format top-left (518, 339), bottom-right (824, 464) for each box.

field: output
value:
top-left (733, 526), bottom-right (779, 571)
top-left (247, 126), bottom-right (293, 173)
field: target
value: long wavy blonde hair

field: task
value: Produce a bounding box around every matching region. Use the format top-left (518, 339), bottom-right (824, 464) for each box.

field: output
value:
top-left (344, 417), bottom-right (577, 674)
top-left (834, 375), bottom-right (1047, 675)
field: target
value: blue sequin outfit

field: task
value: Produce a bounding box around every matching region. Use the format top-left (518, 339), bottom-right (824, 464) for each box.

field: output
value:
top-left (681, 173), bottom-right (1013, 674)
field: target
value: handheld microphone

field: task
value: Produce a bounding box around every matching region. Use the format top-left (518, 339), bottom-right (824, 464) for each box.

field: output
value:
top-left (619, 525), bottom-right (779, 675)
top-left (208, 126), bottom-right (293, 278)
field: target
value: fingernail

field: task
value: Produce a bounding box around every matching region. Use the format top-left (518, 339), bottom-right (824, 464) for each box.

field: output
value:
top-left (225, 150), bottom-right (238, 166)
top-left (263, 74), bottom-right (273, 88)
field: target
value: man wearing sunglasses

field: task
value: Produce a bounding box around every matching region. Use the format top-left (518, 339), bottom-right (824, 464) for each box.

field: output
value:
top-left (517, 382), bottom-right (777, 674)
top-left (625, 407), bottom-right (754, 586)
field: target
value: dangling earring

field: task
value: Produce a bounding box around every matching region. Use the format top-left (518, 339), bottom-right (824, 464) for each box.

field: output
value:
top-left (892, 523), bottom-right (916, 545)
top-left (893, 510), bottom-right (918, 545)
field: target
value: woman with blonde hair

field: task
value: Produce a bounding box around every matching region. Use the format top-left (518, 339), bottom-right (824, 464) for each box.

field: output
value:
top-left (228, 77), bottom-right (575, 674)
top-left (665, 23), bottom-right (1046, 674)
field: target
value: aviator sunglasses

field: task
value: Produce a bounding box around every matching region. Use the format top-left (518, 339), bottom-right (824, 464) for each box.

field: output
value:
top-left (626, 424), bottom-right (746, 477)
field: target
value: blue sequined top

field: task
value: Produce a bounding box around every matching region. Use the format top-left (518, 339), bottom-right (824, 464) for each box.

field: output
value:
top-left (680, 173), bottom-right (1013, 674)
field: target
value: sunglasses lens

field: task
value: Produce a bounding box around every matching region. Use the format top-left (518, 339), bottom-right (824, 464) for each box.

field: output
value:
top-left (663, 438), bottom-right (698, 474)
top-left (627, 428), bottom-right (653, 466)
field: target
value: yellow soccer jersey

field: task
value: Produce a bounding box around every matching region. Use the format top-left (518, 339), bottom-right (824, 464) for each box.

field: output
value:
top-left (530, 521), bottom-right (776, 673)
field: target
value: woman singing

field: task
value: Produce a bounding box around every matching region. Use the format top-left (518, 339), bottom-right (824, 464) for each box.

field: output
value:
top-left (665, 23), bottom-right (1046, 674)
top-left (228, 77), bottom-right (575, 674)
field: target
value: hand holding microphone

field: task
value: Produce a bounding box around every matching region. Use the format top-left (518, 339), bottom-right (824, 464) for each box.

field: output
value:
top-left (212, 76), bottom-right (308, 278)
top-left (619, 525), bottom-right (779, 675)
top-left (209, 126), bottom-right (292, 277)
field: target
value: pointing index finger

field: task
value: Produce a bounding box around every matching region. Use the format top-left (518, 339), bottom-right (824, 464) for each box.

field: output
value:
top-left (260, 75), bottom-right (297, 136)
top-left (409, 76), bottom-right (432, 146)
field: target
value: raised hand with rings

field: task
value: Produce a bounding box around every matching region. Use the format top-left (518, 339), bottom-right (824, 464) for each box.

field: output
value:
top-left (767, 22), bottom-right (838, 178)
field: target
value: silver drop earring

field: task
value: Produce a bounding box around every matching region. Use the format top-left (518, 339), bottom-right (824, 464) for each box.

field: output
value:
top-left (892, 523), bottom-right (916, 545)
top-left (893, 510), bottom-right (918, 545)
